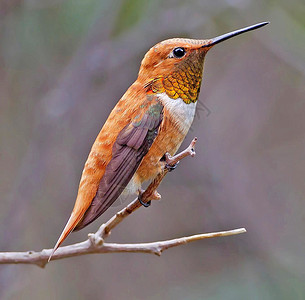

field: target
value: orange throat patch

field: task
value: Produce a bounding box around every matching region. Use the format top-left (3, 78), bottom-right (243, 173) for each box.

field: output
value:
top-left (146, 52), bottom-right (205, 104)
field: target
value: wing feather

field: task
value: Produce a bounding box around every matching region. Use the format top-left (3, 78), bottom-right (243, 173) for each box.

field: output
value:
top-left (74, 101), bottom-right (163, 230)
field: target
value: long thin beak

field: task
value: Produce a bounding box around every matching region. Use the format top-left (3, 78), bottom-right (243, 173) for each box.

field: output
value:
top-left (202, 22), bottom-right (269, 48)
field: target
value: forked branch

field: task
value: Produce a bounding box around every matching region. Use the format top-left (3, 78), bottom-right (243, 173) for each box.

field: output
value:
top-left (0, 138), bottom-right (246, 268)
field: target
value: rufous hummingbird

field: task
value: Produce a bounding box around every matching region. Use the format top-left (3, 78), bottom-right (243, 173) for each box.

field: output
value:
top-left (50, 22), bottom-right (269, 259)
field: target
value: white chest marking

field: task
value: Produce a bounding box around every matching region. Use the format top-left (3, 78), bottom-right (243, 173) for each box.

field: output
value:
top-left (158, 93), bottom-right (197, 136)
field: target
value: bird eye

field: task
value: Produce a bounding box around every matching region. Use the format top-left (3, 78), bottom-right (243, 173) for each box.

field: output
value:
top-left (172, 47), bottom-right (186, 58)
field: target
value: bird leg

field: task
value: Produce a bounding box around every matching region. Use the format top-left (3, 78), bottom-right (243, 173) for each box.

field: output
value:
top-left (138, 188), bottom-right (161, 207)
top-left (138, 137), bottom-right (197, 207)
top-left (163, 138), bottom-right (197, 172)
top-left (163, 152), bottom-right (180, 172)
top-left (138, 189), bottom-right (151, 207)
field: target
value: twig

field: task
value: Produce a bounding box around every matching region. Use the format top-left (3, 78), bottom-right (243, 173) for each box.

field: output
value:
top-left (97, 137), bottom-right (198, 239)
top-left (0, 228), bottom-right (246, 268)
top-left (0, 138), bottom-right (246, 267)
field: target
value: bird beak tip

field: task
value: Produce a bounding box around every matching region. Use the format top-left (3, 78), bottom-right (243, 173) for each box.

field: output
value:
top-left (202, 21), bottom-right (270, 48)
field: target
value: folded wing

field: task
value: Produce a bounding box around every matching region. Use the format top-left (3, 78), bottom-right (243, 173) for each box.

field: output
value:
top-left (74, 101), bottom-right (163, 230)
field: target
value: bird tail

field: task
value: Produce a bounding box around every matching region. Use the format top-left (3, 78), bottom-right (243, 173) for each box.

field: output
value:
top-left (48, 211), bottom-right (84, 262)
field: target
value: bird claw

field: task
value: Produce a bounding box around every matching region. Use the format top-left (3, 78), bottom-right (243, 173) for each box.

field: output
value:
top-left (165, 161), bottom-right (179, 172)
top-left (138, 189), bottom-right (161, 207)
top-left (163, 152), bottom-right (179, 172)
top-left (138, 191), bottom-right (151, 207)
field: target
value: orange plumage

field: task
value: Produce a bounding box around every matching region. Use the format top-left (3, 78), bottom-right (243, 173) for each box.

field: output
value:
top-left (49, 22), bottom-right (269, 260)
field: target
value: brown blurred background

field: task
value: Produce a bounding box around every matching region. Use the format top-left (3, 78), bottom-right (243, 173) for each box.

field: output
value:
top-left (1, 0), bottom-right (305, 299)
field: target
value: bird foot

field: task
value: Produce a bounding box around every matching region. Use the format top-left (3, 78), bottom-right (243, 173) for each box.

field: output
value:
top-left (138, 189), bottom-right (161, 207)
top-left (164, 152), bottom-right (180, 172)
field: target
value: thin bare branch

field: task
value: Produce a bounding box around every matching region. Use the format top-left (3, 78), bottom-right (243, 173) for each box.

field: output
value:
top-left (97, 137), bottom-right (198, 239)
top-left (0, 228), bottom-right (246, 268)
top-left (0, 138), bottom-right (246, 267)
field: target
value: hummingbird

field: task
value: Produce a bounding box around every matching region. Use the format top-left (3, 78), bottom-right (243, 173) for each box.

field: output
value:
top-left (50, 21), bottom-right (269, 259)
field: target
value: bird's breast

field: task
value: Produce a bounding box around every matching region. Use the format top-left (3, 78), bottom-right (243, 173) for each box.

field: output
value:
top-left (158, 92), bottom-right (197, 135)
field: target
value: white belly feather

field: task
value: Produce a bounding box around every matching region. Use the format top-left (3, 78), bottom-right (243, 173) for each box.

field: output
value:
top-left (158, 93), bottom-right (197, 136)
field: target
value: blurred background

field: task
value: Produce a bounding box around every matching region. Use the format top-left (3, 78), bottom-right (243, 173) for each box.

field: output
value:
top-left (1, 0), bottom-right (305, 299)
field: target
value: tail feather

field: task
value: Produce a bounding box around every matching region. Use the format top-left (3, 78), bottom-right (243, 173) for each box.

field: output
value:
top-left (48, 212), bottom-right (84, 262)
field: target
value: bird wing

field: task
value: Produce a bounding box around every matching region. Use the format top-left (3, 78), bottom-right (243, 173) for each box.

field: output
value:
top-left (49, 94), bottom-right (163, 259)
top-left (74, 101), bottom-right (163, 230)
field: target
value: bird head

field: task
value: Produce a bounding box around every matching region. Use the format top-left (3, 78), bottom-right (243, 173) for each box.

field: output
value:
top-left (138, 22), bottom-right (269, 103)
